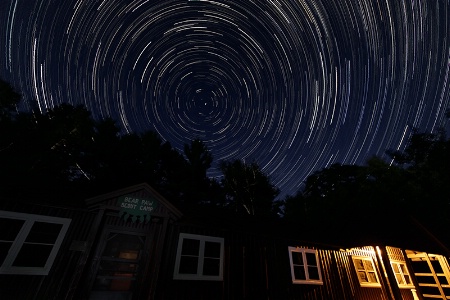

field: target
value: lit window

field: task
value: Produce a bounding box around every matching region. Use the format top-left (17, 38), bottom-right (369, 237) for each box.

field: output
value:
top-left (288, 247), bottom-right (323, 284)
top-left (173, 233), bottom-right (224, 280)
top-left (391, 261), bottom-right (413, 288)
top-left (352, 256), bottom-right (381, 287)
top-left (0, 210), bottom-right (71, 275)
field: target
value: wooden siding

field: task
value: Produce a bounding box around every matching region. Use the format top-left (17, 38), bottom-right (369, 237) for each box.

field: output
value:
top-left (76, 210), bottom-right (172, 300)
top-left (1, 184), bottom-right (449, 300)
top-left (0, 200), bottom-right (97, 300)
top-left (73, 183), bottom-right (181, 299)
top-left (154, 222), bottom-right (406, 300)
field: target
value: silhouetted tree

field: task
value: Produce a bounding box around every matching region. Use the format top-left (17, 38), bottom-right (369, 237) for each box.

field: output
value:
top-left (0, 80), bottom-right (191, 205)
top-left (85, 125), bottom-right (188, 201)
top-left (0, 104), bottom-right (96, 203)
top-left (182, 139), bottom-right (213, 204)
top-left (220, 160), bottom-right (279, 217)
top-left (282, 191), bottom-right (308, 223)
top-left (0, 79), bottom-right (21, 154)
top-left (157, 140), bottom-right (187, 202)
top-left (388, 129), bottom-right (450, 227)
top-left (0, 78), bottom-right (20, 121)
top-left (300, 163), bottom-right (370, 221)
top-left (283, 126), bottom-right (450, 247)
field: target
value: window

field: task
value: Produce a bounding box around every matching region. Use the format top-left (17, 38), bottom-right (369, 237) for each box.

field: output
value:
top-left (352, 256), bottom-right (381, 287)
top-left (407, 251), bottom-right (450, 298)
top-left (0, 210), bottom-right (71, 275)
top-left (391, 261), bottom-right (413, 288)
top-left (288, 247), bottom-right (323, 284)
top-left (173, 233), bottom-right (224, 280)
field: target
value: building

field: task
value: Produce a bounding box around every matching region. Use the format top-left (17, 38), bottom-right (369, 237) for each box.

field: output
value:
top-left (1, 183), bottom-right (449, 299)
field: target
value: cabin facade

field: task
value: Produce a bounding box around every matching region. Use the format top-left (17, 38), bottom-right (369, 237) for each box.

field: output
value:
top-left (1, 183), bottom-right (449, 299)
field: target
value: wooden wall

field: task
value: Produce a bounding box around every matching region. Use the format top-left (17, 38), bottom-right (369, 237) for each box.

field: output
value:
top-left (1, 197), bottom-right (446, 300)
top-left (153, 221), bottom-right (416, 300)
top-left (0, 201), bottom-right (97, 300)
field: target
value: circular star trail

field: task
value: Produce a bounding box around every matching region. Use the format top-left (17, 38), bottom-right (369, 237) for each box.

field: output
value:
top-left (2, 0), bottom-right (449, 197)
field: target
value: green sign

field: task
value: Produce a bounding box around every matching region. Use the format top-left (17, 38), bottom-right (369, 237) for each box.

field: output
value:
top-left (117, 195), bottom-right (158, 223)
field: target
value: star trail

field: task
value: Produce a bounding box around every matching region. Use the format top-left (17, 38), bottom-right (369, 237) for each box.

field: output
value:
top-left (1, 0), bottom-right (449, 198)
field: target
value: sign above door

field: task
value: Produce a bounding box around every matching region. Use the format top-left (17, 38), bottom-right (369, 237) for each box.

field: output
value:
top-left (117, 195), bottom-right (158, 223)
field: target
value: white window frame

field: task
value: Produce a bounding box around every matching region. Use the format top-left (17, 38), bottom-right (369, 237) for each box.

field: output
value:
top-left (288, 247), bottom-right (323, 285)
top-left (173, 233), bottom-right (224, 281)
top-left (390, 261), bottom-right (414, 288)
top-left (0, 210), bottom-right (71, 275)
top-left (352, 256), bottom-right (381, 287)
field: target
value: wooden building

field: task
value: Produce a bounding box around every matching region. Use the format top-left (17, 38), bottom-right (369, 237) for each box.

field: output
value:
top-left (1, 183), bottom-right (449, 299)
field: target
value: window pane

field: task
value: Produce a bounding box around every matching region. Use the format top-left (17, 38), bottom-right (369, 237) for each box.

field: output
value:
top-left (410, 260), bottom-right (430, 273)
top-left (0, 241), bottom-right (12, 264)
top-left (204, 241), bottom-right (221, 258)
top-left (431, 260), bottom-right (444, 273)
top-left (102, 233), bottom-right (144, 259)
top-left (354, 259), bottom-right (364, 270)
top-left (93, 276), bottom-right (134, 291)
top-left (293, 266), bottom-right (306, 280)
top-left (181, 239), bottom-right (200, 256)
top-left (308, 266), bottom-right (320, 280)
top-left (399, 264), bottom-right (408, 274)
top-left (97, 261), bottom-right (138, 276)
top-left (117, 250), bottom-right (139, 260)
top-left (437, 275), bottom-right (449, 285)
top-left (305, 252), bottom-right (317, 266)
top-left (109, 276), bottom-right (133, 291)
top-left (13, 244), bottom-right (53, 267)
top-left (179, 256), bottom-right (198, 274)
top-left (404, 275), bottom-right (411, 284)
top-left (417, 274), bottom-right (438, 284)
top-left (292, 252), bottom-right (303, 265)
top-left (420, 286), bottom-right (441, 295)
top-left (25, 222), bottom-right (63, 244)
top-left (364, 260), bottom-right (374, 271)
top-left (395, 273), bottom-right (404, 284)
top-left (203, 257), bottom-right (220, 276)
top-left (358, 271), bottom-right (368, 282)
top-left (392, 263), bottom-right (400, 273)
top-left (0, 218), bottom-right (24, 241)
top-left (368, 272), bottom-right (378, 283)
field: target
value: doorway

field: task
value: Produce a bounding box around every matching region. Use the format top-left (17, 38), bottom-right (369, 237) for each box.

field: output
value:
top-left (89, 230), bottom-right (147, 300)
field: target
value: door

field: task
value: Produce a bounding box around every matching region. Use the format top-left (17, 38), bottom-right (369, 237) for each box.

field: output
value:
top-left (89, 231), bottom-right (147, 300)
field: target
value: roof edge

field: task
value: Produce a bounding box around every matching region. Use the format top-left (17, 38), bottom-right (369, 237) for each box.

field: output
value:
top-left (85, 182), bottom-right (183, 219)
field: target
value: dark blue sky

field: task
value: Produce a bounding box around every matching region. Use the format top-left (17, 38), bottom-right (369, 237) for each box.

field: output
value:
top-left (1, 0), bottom-right (449, 198)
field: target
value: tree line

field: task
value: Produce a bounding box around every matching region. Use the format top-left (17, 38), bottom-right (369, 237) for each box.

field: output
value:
top-left (1, 78), bottom-right (449, 230)
top-left (282, 118), bottom-right (450, 240)
top-left (0, 79), bottom-right (279, 217)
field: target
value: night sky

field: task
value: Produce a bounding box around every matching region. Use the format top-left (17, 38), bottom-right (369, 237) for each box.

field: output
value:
top-left (1, 0), bottom-right (449, 198)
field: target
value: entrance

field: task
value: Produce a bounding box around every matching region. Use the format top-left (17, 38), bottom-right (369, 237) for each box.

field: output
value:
top-left (89, 231), bottom-right (147, 300)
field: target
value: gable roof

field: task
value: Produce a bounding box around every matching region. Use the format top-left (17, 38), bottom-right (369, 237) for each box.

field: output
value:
top-left (85, 182), bottom-right (183, 219)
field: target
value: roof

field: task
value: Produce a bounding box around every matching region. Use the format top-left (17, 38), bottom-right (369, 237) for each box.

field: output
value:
top-left (85, 182), bottom-right (183, 219)
top-left (85, 184), bottom-right (450, 256)
top-left (177, 204), bottom-right (450, 255)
